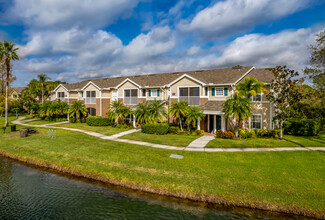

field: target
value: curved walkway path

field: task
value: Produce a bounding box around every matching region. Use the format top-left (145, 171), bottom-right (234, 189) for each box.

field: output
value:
top-left (12, 117), bottom-right (325, 152)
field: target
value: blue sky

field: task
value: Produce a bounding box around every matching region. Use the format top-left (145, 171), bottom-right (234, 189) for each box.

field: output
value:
top-left (0, 0), bottom-right (324, 87)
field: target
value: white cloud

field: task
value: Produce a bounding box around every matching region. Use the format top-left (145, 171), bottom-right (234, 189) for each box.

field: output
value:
top-left (123, 26), bottom-right (176, 63)
top-left (214, 28), bottom-right (316, 72)
top-left (4, 0), bottom-right (142, 28)
top-left (178, 0), bottom-right (310, 39)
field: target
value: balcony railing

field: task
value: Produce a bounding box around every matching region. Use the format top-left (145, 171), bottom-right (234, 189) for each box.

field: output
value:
top-left (124, 97), bottom-right (138, 105)
top-left (85, 97), bottom-right (96, 104)
top-left (179, 96), bottom-right (200, 105)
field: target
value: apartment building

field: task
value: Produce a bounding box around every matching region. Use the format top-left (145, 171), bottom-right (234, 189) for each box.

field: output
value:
top-left (51, 66), bottom-right (274, 132)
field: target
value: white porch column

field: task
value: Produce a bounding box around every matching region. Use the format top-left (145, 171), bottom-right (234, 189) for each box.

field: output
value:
top-left (133, 114), bottom-right (136, 128)
top-left (197, 119), bottom-right (200, 130)
top-left (100, 90), bottom-right (102, 116)
top-left (207, 115), bottom-right (210, 132)
top-left (248, 117), bottom-right (251, 131)
top-left (221, 115), bottom-right (225, 131)
top-left (67, 113), bottom-right (69, 121)
top-left (213, 115), bottom-right (216, 134)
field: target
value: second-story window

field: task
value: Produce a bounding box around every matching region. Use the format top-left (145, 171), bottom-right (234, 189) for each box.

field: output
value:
top-left (215, 88), bottom-right (224, 96)
top-left (124, 89), bottom-right (138, 105)
top-left (86, 91), bottom-right (96, 104)
top-left (250, 93), bottom-right (262, 102)
top-left (57, 92), bottom-right (65, 101)
top-left (179, 87), bottom-right (200, 105)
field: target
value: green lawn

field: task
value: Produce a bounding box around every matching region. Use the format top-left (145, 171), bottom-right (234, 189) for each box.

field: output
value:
top-left (0, 125), bottom-right (324, 216)
top-left (206, 134), bottom-right (325, 148)
top-left (120, 131), bottom-right (199, 147)
top-left (53, 122), bottom-right (132, 136)
top-left (24, 119), bottom-right (68, 125)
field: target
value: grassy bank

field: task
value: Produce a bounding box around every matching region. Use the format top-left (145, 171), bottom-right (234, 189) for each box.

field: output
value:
top-left (24, 119), bottom-right (68, 125)
top-left (120, 131), bottom-right (199, 147)
top-left (0, 120), bottom-right (324, 218)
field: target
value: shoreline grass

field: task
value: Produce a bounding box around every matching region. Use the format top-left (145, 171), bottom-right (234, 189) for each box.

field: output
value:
top-left (0, 118), bottom-right (324, 218)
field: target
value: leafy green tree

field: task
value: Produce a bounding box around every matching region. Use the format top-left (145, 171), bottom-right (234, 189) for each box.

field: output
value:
top-left (223, 92), bottom-right (252, 137)
top-left (185, 106), bottom-right (205, 129)
top-left (236, 77), bottom-right (266, 98)
top-left (169, 100), bottom-right (189, 131)
top-left (69, 100), bottom-right (88, 121)
top-left (135, 101), bottom-right (151, 124)
top-left (267, 66), bottom-right (301, 139)
top-left (148, 100), bottom-right (166, 123)
top-left (0, 41), bottom-right (19, 127)
top-left (304, 30), bottom-right (325, 123)
top-left (107, 100), bottom-right (131, 124)
top-left (37, 74), bottom-right (51, 104)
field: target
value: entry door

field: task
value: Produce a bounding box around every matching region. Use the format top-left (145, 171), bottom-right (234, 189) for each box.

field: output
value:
top-left (209, 115), bottom-right (222, 132)
top-left (209, 115), bottom-right (214, 132)
top-left (216, 115), bottom-right (221, 130)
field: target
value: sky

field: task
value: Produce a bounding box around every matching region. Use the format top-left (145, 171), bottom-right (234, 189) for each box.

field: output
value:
top-left (0, 0), bottom-right (325, 87)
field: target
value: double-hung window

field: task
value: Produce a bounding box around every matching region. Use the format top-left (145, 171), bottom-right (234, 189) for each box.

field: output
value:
top-left (86, 91), bottom-right (96, 104)
top-left (250, 93), bottom-right (262, 102)
top-left (179, 87), bottom-right (200, 105)
top-left (57, 92), bottom-right (65, 101)
top-left (124, 89), bottom-right (138, 105)
top-left (251, 115), bottom-right (262, 130)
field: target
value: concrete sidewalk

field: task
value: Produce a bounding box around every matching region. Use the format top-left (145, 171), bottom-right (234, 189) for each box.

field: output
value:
top-left (186, 135), bottom-right (215, 148)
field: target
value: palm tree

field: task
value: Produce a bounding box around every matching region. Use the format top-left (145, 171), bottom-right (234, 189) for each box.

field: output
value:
top-left (236, 77), bottom-right (266, 98)
top-left (37, 74), bottom-right (51, 104)
top-left (39, 100), bottom-right (52, 117)
top-left (223, 92), bottom-right (252, 137)
top-left (57, 99), bottom-right (69, 116)
top-left (169, 100), bottom-right (189, 131)
top-left (185, 106), bottom-right (205, 130)
top-left (107, 100), bottom-right (131, 124)
top-left (69, 100), bottom-right (88, 121)
top-left (0, 41), bottom-right (19, 127)
top-left (135, 101), bottom-right (151, 124)
top-left (148, 100), bottom-right (166, 123)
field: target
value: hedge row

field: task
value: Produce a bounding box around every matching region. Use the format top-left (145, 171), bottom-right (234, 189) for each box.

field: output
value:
top-left (141, 123), bottom-right (169, 135)
top-left (141, 123), bottom-right (204, 136)
top-left (86, 116), bottom-right (113, 126)
top-left (284, 118), bottom-right (321, 136)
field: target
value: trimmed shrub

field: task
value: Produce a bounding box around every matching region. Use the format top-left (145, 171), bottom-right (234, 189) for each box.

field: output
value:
top-left (255, 129), bottom-right (279, 138)
top-left (141, 123), bottom-right (169, 135)
top-left (86, 116), bottom-right (113, 126)
top-left (284, 118), bottom-right (321, 136)
top-left (168, 126), bottom-right (180, 134)
top-left (215, 130), bottom-right (235, 139)
top-left (195, 130), bottom-right (205, 136)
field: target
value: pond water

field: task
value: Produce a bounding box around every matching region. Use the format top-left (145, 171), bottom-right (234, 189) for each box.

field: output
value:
top-left (0, 156), bottom-right (299, 219)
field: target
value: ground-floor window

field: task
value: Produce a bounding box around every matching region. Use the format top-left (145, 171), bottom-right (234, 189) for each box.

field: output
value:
top-left (251, 115), bottom-right (262, 129)
top-left (87, 108), bottom-right (96, 116)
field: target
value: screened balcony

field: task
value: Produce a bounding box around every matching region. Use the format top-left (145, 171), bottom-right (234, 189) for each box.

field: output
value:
top-left (124, 89), bottom-right (138, 105)
top-left (179, 87), bottom-right (200, 105)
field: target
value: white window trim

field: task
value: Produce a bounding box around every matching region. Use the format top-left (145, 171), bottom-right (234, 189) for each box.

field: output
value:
top-left (140, 89), bottom-right (147, 98)
top-left (215, 87), bottom-right (224, 97)
top-left (123, 88), bottom-right (139, 105)
top-left (178, 86), bottom-right (201, 106)
top-left (150, 89), bottom-right (158, 97)
top-left (202, 87), bottom-right (209, 98)
top-left (85, 90), bottom-right (96, 104)
top-left (250, 93), bottom-right (262, 102)
top-left (251, 114), bottom-right (262, 130)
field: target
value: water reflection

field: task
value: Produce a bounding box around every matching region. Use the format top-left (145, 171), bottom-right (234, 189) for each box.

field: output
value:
top-left (0, 157), bottom-right (299, 219)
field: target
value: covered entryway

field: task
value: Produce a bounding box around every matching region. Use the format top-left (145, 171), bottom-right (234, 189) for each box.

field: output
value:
top-left (206, 114), bottom-right (225, 134)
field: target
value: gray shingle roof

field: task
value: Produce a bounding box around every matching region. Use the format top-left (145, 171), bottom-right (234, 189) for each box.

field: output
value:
top-left (244, 68), bottom-right (274, 83)
top-left (200, 101), bottom-right (225, 111)
top-left (62, 66), bottom-right (257, 90)
top-left (12, 87), bottom-right (26, 94)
